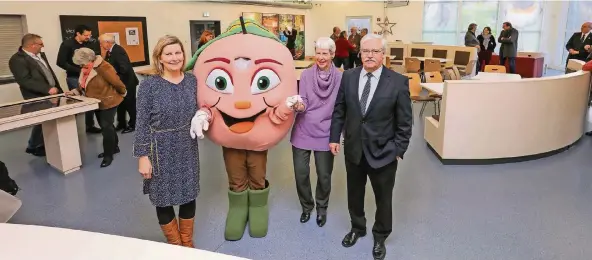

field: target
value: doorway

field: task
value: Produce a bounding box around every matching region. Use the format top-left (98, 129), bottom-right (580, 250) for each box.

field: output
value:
top-left (189, 20), bottom-right (221, 55)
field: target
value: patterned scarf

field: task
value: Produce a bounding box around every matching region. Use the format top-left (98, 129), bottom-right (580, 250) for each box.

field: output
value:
top-left (79, 62), bottom-right (94, 89)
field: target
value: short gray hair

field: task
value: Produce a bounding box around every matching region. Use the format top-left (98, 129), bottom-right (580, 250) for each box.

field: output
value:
top-left (361, 34), bottom-right (387, 53)
top-left (99, 33), bottom-right (115, 43)
top-left (315, 37), bottom-right (336, 56)
top-left (72, 47), bottom-right (96, 65)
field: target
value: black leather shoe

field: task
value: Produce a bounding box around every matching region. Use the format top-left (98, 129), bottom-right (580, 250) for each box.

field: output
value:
top-left (316, 214), bottom-right (326, 227)
top-left (586, 131), bottom-right (592, 136)
top-left (98, 147), bottom-right (120, 158)
top-left (121, 126), bottom-right (135, 134)
top-left (372, 240), bottom-right (386, 260)
top-left (300, 212), bottom-right (311, 223)
top-left (341, 231), bottom-right (366, 248)
top-left (115, 124), bottom-right (126, 131)
top-left (86, 127), bottom-right (102, 134)
top-left (100, 156), bottom-right (113, 168)
top-left (25, 147), bottom-right (45, 157)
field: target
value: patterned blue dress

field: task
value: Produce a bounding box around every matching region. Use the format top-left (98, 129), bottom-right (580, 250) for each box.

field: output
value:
top-left (133, 73), bottom-right (200, 207)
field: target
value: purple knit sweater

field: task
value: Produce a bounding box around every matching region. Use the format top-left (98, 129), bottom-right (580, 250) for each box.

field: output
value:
top-left (290, 64), bottom-right (342, 151)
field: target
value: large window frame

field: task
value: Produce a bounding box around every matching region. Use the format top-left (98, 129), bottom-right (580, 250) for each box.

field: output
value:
top-left (422, 0), bottom-right (544, 53)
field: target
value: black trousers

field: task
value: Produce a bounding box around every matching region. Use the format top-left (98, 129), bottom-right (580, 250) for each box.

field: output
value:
top-left (292, 146), bottom-right (334, 214)
top-left (499, 55), bottom-right (516, 73)
top-left (97, 107), bottom-right (119, 157)
top-left (334, 57), bottom-right (350, 70)
top-left (117, 87), bottom-right (136, 128)
top-left (349, 52), bottom-right (361, 68)
top-left (345, 154), bottom-right (397, 241)
top-left (156, 200), bottom-right (196, 224)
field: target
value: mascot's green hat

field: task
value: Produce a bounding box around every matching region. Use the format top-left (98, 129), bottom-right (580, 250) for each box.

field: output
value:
top-left (185, 16), bottom-right (281, 71)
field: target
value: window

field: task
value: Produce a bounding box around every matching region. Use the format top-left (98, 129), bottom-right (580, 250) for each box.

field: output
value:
top-left (422, 0), bottom-right (544, 52)
top-left (0, 15), bottom-right (25, 82)
top-left (562, 1), bottom-right (592, 66)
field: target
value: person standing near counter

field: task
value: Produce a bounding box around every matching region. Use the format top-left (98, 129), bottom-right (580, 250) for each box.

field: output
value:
top-left (464, 23), bottom-right (481, 74)
top-left (498, 22), bottom-right (519, 73)
top-left (565, 22), bottom-right (592, 68)
top-left (56, 25), bottom-right (101, 134)
top-left (133, 35), bottom-right (200, 248)
top-left (477, 27), bottom-right (496, 71)
top-left (99, 33), bottom-right (139, 134)
top-left (8, 33), bottom-right (62, 157)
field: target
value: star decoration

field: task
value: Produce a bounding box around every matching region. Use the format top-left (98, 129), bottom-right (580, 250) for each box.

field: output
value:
top-left (377, 16), bottom-right (396, 36)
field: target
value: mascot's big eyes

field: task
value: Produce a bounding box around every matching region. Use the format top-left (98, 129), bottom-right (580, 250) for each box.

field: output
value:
top-left (251, 69), bottom-right (280, 94)
top-left (206, 69), bottom-right (234, 93)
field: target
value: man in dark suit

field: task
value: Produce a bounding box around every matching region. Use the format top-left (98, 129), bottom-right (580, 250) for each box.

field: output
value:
top-left (498, 21), bottom-right (519, 73)
top-left (8, 34), bottom-right (63, 157)
top-left (99, 33), bottom-right (138, 133)
top-left (329, 33), bottom-right (412, 260)
top-left (565, 22), bottom-right (592, 68)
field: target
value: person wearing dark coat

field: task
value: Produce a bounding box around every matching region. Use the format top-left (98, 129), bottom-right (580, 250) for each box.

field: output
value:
top-left (498, 22), bottom-right (519, 73)
top-left (8, 34), bottom-right (62, 157)
top-left (99, 34), bottom-right (139, 134)
top-left (477, 26), bottom-right (497, 71)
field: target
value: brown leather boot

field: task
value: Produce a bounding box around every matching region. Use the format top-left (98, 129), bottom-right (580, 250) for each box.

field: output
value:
top-left (179, 217), bottom-right (195, 247)
top-left (160, 218), bottom-right (182, 245)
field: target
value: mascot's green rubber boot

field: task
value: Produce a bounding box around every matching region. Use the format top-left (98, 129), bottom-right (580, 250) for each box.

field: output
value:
top-left (248, 181), bottom-right (270, 238)
top-left (225, 189), bottom-right (249, 241)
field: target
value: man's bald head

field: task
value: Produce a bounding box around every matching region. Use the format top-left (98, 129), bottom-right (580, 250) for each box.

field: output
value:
top-left (581, 22), bottom-right (591, 33)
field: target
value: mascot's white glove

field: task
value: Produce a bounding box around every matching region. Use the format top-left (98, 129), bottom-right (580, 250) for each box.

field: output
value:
top-left (285, 95), bottom-right (304, 110)
top-left (190, 110), bottom-right (210, 139)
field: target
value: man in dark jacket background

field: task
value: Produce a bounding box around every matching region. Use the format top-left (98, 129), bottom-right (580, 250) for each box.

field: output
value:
top-left (56, 24), bottom-right (101, 133)
top-left (8, 34), bottom-right (63, 156)
top-left (99, 33), bottom-right (138, 133)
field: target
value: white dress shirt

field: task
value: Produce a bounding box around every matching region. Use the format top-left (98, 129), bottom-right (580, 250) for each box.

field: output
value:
top-left (23, 49), bottom-right (49, 68)
top-left (358, 65), bottom-right (384, 112)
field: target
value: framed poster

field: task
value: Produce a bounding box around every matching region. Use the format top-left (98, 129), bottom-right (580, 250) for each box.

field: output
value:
top-left (346, 16), bottom-right (372, 34)
top-left (59, 15), bottom-right (149, 66)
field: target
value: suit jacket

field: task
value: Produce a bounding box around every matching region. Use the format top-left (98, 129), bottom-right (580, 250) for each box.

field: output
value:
top-left (565, 32), bottom-right (592, 61)
top-left (8, 47), bottom-right (62, 100)
top-left (329, 66), bottom-right (413, 169)
top-left (105, 44), bottom-right (139, 90)
top-left (498, 28), bottom-right (519, 57)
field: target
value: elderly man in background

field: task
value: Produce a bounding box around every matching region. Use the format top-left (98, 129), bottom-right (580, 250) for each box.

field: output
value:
top-left (329, 33), bottom-right (412, 260)
top-left (565, 22), bottom-right (592, 68)
top-left (99, 33), bottom-right (139, 134)
top-left (8, 34), bottom-right (62, 157)
top-left (330, 26), bottom-right (341, 42)
top-left (348, 26), bottom-right (362, 68)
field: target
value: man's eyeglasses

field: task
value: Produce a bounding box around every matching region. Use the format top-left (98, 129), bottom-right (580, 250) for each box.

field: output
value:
top-left (361, 49), bottom-right (383, 56)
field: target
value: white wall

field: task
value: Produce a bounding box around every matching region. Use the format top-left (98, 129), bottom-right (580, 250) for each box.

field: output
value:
top-left (0, 1), bottom-right (423, 103)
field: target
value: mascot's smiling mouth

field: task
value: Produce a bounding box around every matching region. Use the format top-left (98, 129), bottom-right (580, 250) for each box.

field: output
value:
top-left (218, 108), bottom-right (267, 133)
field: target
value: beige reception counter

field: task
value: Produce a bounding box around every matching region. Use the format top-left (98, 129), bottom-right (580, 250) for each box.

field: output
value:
top-left (0, 95), bottom-right (100, 174)
top-left (424, 69), bottom-right (591, 164)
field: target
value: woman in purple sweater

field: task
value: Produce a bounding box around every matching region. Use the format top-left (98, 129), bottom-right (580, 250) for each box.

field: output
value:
top-left (291, 37), bottom-right (343, 227)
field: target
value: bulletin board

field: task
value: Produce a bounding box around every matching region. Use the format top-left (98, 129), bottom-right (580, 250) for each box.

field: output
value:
top-left (59, 15), bottom-right (149, 66)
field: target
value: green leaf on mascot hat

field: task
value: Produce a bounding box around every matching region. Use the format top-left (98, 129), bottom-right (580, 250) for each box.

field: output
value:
top-left (184, 17), bottom-right (281, 71)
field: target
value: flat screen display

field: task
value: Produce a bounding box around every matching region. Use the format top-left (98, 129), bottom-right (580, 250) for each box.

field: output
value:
top-left (0, 97), bottom-right (83, 120)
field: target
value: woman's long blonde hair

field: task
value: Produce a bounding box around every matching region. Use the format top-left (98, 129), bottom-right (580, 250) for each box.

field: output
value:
top-left (152, 35), bottom-right (186, 76)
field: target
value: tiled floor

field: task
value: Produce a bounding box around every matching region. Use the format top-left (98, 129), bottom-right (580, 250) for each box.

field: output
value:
top-left (3, 68), bottom-right (591, 259)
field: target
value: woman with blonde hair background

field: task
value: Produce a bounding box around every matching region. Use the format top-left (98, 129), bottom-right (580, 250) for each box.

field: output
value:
top-left (133, 35), bottom-right (201, 247)
top-left (68, 47), bottom-right (126, 168)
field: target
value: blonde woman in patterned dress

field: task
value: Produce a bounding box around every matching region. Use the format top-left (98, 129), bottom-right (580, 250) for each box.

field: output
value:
top-left (133, 35), bottom-right (200, 247)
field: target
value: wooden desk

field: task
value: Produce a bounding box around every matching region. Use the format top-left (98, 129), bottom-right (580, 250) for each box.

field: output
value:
top-left (412, 57), bottom-right (448, 63)
top-left (0, 223), bottom-right (250, 259)
top-left (420, 83), bottom-right (443, 95)
top-left (294, 60), bottom-right (314, 69)
top-left (0, 95), bottom-right (99, 174)
top-left (490, 54), bottom-right (544, 78)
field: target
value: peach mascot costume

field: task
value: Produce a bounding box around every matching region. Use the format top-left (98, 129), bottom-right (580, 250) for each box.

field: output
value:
top-left (187, 17), bottom-right (301, 240)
